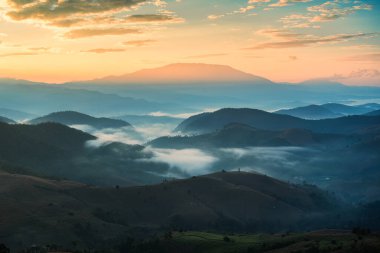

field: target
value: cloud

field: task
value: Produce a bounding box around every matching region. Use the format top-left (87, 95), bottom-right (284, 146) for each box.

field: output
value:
top-left (255, 28), bottom-right (302, 39)
top-left (270, 0), bottom-right (311, 7)
top-left (6, 0), bottom-right (147, 21)
top-left (28, 47), bottom-right (50, 51)
top-left (72, 123), bottom-right (177, 147)
top-left (280, 14), bottom-right (320, 28)
top-left (234, 5), bottom-right (256, 14)
top-left (207, 14), bottom-right (225, 20)
top-left (124, 14), bottom-right (182, 23)
top-left (308, 1), bottom-right (372, 22)
top-left (64, 28), bottom-right (141, 39)
top-left (333, 69), bottom-right (380, 79)
top-left (135, 124), bottom-right (176, 142)
top-left (149, 108), bottom-right (217, 119)
top-left (70, 125), bottom-right (144, 147)
top-left (327, 68), bottom-right (380, 85)
top-left (219, 146), bottom-right (313, 174)
top-left (247, 32), bottom-right (375, 49)
top-left (207, 0), bottom-right (259, 21)
top-left (4, 0), bottom-right (184, 38)
top-left (143, 148), bottom-right (218, 175)
top-left (341, 53), bottom-right (380, 62)
top-left (0, 52), bottom-right (39, 57)
top-left (248, 0), bottom-right (271, 3)
top-left (184, 53), bottom-right (228, 59)
top-left (280, 1), bottom-right (372, 28)
top-left (82, 48), bottom-right (126, 54)
top-left (123, 39), bottom-right (156, 47)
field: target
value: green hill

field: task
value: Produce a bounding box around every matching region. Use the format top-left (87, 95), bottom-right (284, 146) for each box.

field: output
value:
top-left (0, 116), bottom-right (16, 124)
top-left (0, 122), bottom-right (94, 166)
top-left (276, 105), bottom-right (343, 120)
top-left (150, 123), bottom-right (350, 149)
top-left (366, 109), bottom-right (380, 116)
top-left (0, 108), bottom-right (37, 121)
top-left (29, 111), bottom-right (132, 129)
top-left (0, 170), bottom-right (339, 249)
top-left (175, 108), bottom-right (380, 134)
top-left (0, 122), bottom-right (166, 186)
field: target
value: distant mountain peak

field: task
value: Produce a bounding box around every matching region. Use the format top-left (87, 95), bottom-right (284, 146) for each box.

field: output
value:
top-left (93, 63), bottom-right (272, 84)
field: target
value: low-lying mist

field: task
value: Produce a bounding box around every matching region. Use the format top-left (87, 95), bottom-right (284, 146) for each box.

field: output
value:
top-left (71, 123), bottom-right (176, 146)
top-left (66, 121), bottom-right (380, 204)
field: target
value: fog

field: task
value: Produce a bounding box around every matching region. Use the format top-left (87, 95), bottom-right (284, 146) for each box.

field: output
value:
top-left (149, 108), bottom-right (217, 119)
top-left (71, 123), bottom-right (176, 147)
top-left (65, 116), bottom-right (380, 203)
top-left (141, 147), bottom-right (218, 177)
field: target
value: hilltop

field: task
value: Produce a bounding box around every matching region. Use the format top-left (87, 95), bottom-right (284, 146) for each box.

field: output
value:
top-left (276, 105), bottom-right (343, 120)
top-left (29, 111), bottom-right (132, 129)
top-left (91, 63), bottom-right (273, 84)
top-left (150, 123), bottom-right (349, 149)
top-left (175, 108), bottom-right (380, 134)
top-left (0, 170), bottom-right (338, 249)
top-left (0, 116), bottom-right (15, 124)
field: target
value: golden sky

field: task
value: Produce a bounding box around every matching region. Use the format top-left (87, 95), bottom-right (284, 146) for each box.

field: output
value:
top-left (0, 0), bottom-right (379, 85)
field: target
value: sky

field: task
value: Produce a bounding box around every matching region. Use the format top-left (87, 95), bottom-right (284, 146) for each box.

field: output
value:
top-left (0, 0), bottom-right (379, 85)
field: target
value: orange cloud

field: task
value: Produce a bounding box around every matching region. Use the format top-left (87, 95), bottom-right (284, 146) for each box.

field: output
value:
top-left (184, 53), bottom-right (228, 59)
top-left (0, 52), bottom-right (39, 57)
top-left (123, 40), bottom-right (156, 47)
top-left (64, 28), bottom-right (142, 39)
top-left (82, 48), bottom-right (126, 54)
top-left (6, 0), bottom-right (147, 21)
top-left (341, 53), bottom-right (380, 62)
top-left (247, 33), bottom-right (376, 49)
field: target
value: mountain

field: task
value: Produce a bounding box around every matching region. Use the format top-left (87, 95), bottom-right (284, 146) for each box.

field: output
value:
top-left (365, 109), bottom-right (380, 116)
top-left (150, 123), bottom-right (349, 149)
top-left (275, 105), bottom-right (343, 120)
top-left (115, 114), bottom-right (183, 126)
top-left (91, 63), bottom-right (273, 84)
top-left (0, 108), bottom-right (37, 121)
top-left (275, 103), bottom-right (380, 119)
top-left (320, 103), bottom-right (377, 115)
top-left (0, 116), bottom-right (15, 124)
top-left (0, 122), bottom-right (170, 187)
top-left (0, 81), bottom-right (187, 116)
top-left (359, 103), bottom-right (380, 111)
top-left (175, 108), bottom-right (380, 134)
top-left (0, 170), bottom-right (338, 249)
top-left (0, 122), bottom-right (95, 167)
top-left (62, 64), bottom-right (380, 112)
top-left (29, 111), bottom-right (132, 129)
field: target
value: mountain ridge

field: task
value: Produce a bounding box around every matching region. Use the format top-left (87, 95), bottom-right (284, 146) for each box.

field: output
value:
top-left (276, 105), bottom-right (343, 120)
top-left (29, 111), bottom-right (132, 129)
top-left (82, 63), bottom-right (274, 84)
top-left (150, 123), bottom-right (350, 149)
top-left (0, 170), bottom-right (338, 249)
top-left (175, 108), bottom-right (380, 134)
top-left (0, 116), bottom-right (16, 124)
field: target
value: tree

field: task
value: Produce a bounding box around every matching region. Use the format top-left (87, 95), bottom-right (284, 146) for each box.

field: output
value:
top-left (0, 244), bottom-right (9, 253)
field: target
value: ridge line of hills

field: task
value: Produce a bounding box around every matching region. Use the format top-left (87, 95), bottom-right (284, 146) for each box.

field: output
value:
top-left (0, 169), bottom-right (341, 249)
top-left (28, 111), bottom-right (132, 129)
top-left (175, 107), bottom-right (380, 134)
top-left (275, 103), bottom-right (380, 120)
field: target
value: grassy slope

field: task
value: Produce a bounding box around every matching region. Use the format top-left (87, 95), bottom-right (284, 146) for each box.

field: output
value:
top-left (149, 230), bottom-right (380, 253)
top-left (0, 171), bottom-right (338, 249)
